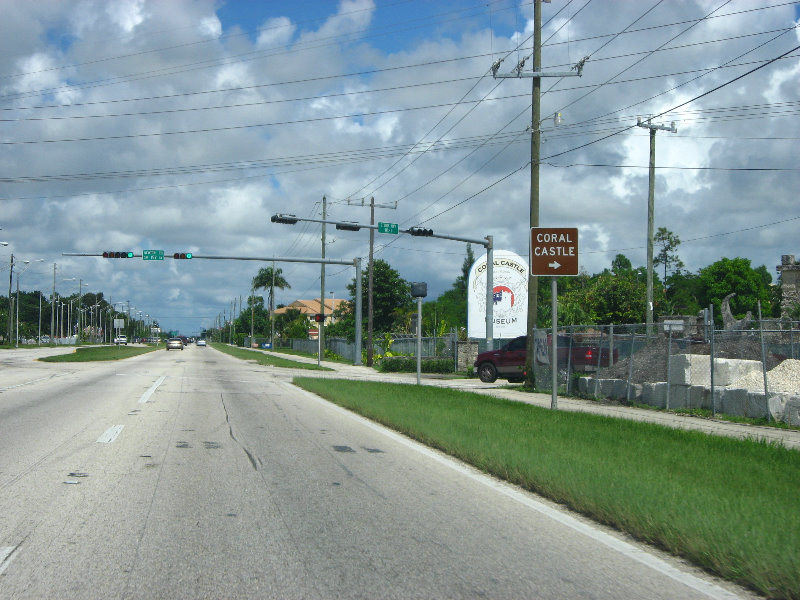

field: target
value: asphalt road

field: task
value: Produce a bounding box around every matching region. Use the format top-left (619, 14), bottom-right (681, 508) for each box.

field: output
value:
top-left (0, 345), bottom-right (756, 599)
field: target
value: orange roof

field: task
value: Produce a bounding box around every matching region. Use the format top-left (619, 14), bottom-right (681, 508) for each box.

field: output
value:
top-left (273, 298), bottom-right (347, 316)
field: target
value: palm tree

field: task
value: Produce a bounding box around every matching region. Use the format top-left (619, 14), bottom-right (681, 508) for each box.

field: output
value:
top-left (252, 265), bottom-right (290, 319)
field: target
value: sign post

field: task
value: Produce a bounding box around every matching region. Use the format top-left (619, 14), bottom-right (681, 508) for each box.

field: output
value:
top-left (530, 228), bottom-right (579, 409)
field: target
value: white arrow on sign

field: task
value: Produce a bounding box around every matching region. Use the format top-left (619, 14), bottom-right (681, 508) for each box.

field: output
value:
top-left (549, 261), bottom-right (561, 269)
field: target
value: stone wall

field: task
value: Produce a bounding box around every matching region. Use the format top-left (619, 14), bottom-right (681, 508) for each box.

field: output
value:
top-left (777, 254), bottom-right (800, 317)
top-left (457, 341), bottom-right (479, 372)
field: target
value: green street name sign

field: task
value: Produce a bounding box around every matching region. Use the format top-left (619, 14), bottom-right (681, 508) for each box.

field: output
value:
top-left (143, 250), bottom-right (165, 261)
top-left (378, 222), bottom-right (398, 235)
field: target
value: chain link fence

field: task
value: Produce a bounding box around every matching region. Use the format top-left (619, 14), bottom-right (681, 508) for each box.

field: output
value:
top-left (549, 316), bottom-right (800, 425)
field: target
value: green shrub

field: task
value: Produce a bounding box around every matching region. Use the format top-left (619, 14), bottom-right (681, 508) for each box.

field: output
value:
top-left (377, 357), bottom-right (454, 373)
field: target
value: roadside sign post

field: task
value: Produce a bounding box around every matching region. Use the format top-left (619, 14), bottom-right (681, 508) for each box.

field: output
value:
top-left (530, 228), bottom-right (579, 410)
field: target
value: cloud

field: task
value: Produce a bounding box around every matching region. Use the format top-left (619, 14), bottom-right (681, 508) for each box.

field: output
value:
top-left (2, 0), bottom-right (798, 334)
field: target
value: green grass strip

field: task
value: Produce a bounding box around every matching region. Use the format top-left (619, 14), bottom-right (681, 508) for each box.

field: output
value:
top-left (212, 343), bottom-right (333, 370)
top-left (39, 345), bottom-right (159, 362)
top-left (266, 346), bottom-right (353, 364)
top-left (293, 377), bottom-right (800, 599)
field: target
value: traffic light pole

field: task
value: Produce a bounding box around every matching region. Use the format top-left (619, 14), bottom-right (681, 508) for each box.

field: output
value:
top-left (63, 252), bottom-right (364, 365)
top-left (271, 215), bottom-right (495, 350)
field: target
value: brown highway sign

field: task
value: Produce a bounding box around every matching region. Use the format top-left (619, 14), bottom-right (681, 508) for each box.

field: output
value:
top-left (530, 227), bottom-right (578, 276)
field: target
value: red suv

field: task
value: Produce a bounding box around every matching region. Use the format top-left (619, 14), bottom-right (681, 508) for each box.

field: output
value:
top-left (474, 336), bottom-right (527, 383)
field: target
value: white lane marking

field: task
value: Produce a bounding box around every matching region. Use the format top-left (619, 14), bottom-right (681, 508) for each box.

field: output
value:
top-left (0, 546), bottom-right (18, 575)
top-left (139, 375), bottom-right (166, 404)
top-left (291, 383), bottom-right (742, 600)
top-left (97, 425), bottom-right (124, 444)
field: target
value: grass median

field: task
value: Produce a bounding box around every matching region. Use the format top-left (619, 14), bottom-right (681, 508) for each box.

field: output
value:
top-left (39, 345), bottom-right (159, 362)
top-left (211, 343), bottom-right (333, 370)
top-left (293, 377), bottom-right (800, 599)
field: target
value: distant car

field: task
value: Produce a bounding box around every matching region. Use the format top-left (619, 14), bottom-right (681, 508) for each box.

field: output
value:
top-left (196, 339), bottom-right (207, 347)
top-left (114, 335), bottom-right (128, 345)
top-left (166, 337), bottom-right (183, 351)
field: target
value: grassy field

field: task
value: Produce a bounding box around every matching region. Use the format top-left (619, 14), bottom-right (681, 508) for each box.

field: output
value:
top-left (211, 343), bottom-right (333, 370)
top-left (39, 345), bottom-right (159, 362)
top-left (293, 377), bottom-right (800, 599)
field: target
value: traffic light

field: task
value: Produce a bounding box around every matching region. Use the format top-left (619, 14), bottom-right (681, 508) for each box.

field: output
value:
top-left (271, 214), bottom-right (298, 225)
top-left (314, 314), bottom-right (324, 322)
top-left (103, 251), bottom-right (134, 258)
top-left (173, 252), bottom-right (193, 259)
top-left (408, 227), bottom-right (433, 237)
top-left (335, 222), bottom-right (361, 231)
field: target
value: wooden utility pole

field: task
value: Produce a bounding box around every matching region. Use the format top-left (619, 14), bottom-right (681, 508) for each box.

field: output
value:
top-left (491, 0), bottom-right (586, 387)
top-left (636, 117), bottom-right (677, 335)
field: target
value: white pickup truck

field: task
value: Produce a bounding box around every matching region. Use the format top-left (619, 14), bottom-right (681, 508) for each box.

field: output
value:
top-left (114, 335), bottom-right (128, 345)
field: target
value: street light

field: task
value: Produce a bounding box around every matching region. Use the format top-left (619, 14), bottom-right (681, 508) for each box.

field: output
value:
top-left (15, 258), bottom-right (43, 347)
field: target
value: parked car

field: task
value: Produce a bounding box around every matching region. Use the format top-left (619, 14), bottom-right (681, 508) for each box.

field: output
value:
top-left (114, 335), bottom-right (128, 345)
top-left (474, 334), bottom-right (618, 383)
top-left (166, 337), bottom-right (183, 351)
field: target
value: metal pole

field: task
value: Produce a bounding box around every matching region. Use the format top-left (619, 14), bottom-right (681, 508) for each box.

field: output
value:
top-left (709, 304), bottom-right (716, 417)
top-left (320, 195), bottom-right (326, 357)
top-left (354, 258), bottom-right (363, 365)
top-left (368, 197), bottom-right (375, 366)
top-left (486, 235), bottom-right (494, 351)
top-left (609, 323), bottom-right (615, 368)
top-left (758, 301), bottom-right (770, 422)
top-left (51, 263), bottom-right (56, 344)
top-left (627, 331), bottom-right (636, 404)
top-left (416, 296), bottom-right (423, 385)
top-left (15, 273), bottom-right (20, 347)
top-left (566, 332), bottom-right (573, 395)
top-left (666, 324), bottom-right (673, 410)
top-left (7, 254), bottom-right (13, 344)
top-left (270, 261), bottom-right (275, 348)
top-left (551, 277), bottom-right (558, 409)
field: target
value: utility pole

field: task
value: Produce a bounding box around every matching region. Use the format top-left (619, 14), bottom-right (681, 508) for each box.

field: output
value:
top-left (346, 196), bottom-right (396, 366)
top-left (491, 0), bottom-right (587, 387)
top-left (636, 117), bottom-right (677, 335)
top-left (270, 261), bottom-right (276, 348)
top-left (320, 195), bottom-right (327, 354)
top-left (250, 284), bottom-right (255, 346)
top-left (7, 254), bottom-right (14, 344)
top-left (51, 263), bottom-right (56, 343)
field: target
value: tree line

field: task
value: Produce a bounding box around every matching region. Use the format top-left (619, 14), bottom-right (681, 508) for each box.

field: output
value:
top-left (4, 228), bottom-right (785, 345)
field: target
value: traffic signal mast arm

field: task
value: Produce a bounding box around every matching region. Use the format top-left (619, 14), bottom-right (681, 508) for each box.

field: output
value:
top-left (271, 213), bottom-right (496, 349)
top-left (270, 214), bottom-right (487, 246)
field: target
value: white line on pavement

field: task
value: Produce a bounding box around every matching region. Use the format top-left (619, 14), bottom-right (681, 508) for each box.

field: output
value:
top-left (0, 546), bottom-right (18, 575)
top-left (96, 425), bottom-right (124, 444)
top-left (139, 375), bottom-right (166, 403)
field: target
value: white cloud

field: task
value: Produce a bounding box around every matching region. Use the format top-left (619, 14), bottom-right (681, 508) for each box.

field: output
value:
top-left (199, 15), bottom-right (222, 38)
top-left (256, 16), bottom-right (295, 48)
top-left (105, 0), bottom-right (148, 33)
